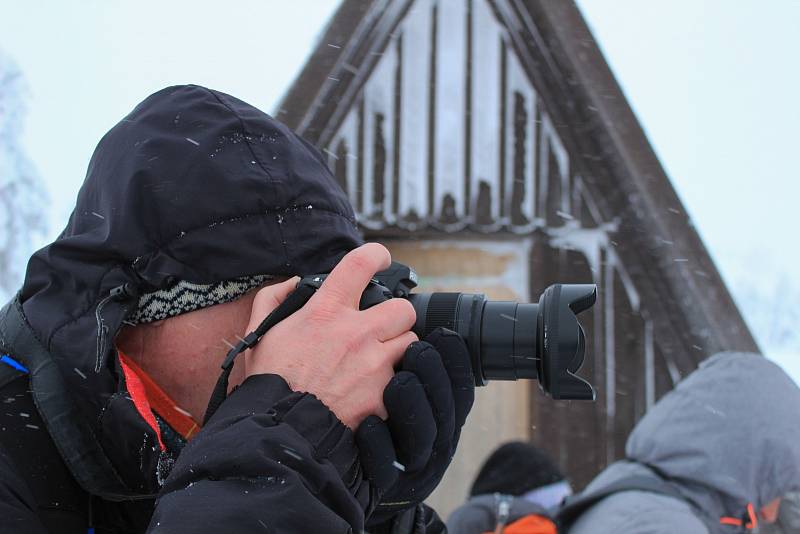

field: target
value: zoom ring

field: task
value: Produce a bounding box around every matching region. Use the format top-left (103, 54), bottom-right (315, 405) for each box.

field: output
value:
top-left (424, 293), bottom-right (461, 337)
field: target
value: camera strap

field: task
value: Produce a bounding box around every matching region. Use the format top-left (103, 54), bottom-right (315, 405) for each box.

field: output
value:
top-left (202, 283), bottom-right (318, 425)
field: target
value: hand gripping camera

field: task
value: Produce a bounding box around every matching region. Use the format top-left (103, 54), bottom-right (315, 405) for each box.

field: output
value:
top-left (205, 261), bottom-right (597, 423)
top-left (300, 262), bottom-right (597, 401)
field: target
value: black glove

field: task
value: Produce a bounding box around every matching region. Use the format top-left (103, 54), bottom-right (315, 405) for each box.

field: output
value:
top-left (356, 328), bottom-right (475, 528)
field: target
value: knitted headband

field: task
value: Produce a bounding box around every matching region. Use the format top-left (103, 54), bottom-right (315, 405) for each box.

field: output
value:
top-left (128, 274), bottom-right (274, 324)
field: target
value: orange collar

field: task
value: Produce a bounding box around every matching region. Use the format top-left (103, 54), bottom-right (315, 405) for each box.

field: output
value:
top-left (118, 351), bottom-right (201, 444)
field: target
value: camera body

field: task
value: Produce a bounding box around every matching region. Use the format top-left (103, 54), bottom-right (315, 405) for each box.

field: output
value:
top-left (299, 262), bottom-right (597, 401)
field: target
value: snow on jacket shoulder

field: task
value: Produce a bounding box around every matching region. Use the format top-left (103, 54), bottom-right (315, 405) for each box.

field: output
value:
top-left (566, 352), bottom-right (800, 534)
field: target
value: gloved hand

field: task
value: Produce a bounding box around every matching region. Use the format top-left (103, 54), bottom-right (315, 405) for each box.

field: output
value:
top-left (356, 327), bottom-right (475, 528)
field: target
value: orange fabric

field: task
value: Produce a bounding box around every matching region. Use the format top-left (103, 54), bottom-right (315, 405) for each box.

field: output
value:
top-left (480, 515), bottom-right (558, 534)
top-left (504, 515), bottom-right (558, 534)
top-left (720, 517), bottom-right (743, 526)
top-left (118, 352), bottom-right (165, 451)
top-left (746, 503), bottom-right (759, 529)
top-left (720, 502), bottom-right (759, 529)
top-left (118, 352), bottom-right (201, 442)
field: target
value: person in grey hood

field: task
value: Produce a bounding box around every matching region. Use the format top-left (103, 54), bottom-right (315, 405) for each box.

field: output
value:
top-left (564, 352), bottom-right (800, 534)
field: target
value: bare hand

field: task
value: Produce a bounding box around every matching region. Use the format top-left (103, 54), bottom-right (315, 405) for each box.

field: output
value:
top-left (244, 243), bottom-right (418, 429)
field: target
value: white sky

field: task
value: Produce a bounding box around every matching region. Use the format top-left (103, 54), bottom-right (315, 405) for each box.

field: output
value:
top-left (0, 0), bottom-right (341, 227)
top-left (575, 0), bottom-right (800, 381)
top-left (1, 0), bottom-right (797, 379)
top-left (577, 0), bottom-right (800, 276)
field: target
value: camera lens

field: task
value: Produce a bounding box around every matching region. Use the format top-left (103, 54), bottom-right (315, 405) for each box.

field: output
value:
top-left (407, 284), bottom-right (596, 400)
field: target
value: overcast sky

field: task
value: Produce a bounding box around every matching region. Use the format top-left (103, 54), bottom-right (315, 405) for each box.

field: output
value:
top-left (575, 0), bottom-right (800, 378)
top-left (1, 0), bottom-right (797, 377)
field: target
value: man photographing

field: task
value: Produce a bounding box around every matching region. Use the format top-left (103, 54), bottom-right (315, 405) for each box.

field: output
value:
top-left (0, 85), bottom-right (474, 533)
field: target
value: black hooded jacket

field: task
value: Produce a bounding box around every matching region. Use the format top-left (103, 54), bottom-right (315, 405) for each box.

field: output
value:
top-left (0, 85), bottom-right (434, 533)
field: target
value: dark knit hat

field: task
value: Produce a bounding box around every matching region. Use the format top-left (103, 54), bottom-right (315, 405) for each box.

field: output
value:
top-left (470, 441), bottom-right (565, 497)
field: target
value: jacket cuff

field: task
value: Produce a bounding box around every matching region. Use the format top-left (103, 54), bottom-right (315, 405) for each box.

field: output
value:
top-left (209, 373), bottom-right (362, 488)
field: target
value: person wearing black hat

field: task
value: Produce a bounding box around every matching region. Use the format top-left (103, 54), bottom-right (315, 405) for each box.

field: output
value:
top-left (0, 85), bottom-right (474, 533)
top-left (447, 441), bottom-right (572, 533)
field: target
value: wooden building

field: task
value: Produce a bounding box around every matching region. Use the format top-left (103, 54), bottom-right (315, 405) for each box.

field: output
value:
top-left (276, 0), bottom-right (759, 516)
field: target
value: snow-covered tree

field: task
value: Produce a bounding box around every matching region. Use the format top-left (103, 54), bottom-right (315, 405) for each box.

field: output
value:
top-left (735, 272), bottom-right (800, 356)
top-left (0, 51), bottom-right (48, 302)
top-left (724, 252), bottom-right (800, 383)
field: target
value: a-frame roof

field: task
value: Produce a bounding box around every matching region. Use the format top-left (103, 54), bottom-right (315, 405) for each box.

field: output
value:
top-left (275, 0), bottom-right (758, 360)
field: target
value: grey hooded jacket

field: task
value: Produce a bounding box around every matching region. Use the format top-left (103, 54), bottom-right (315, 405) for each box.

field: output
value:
top-left (567, 352), bottom-right (800, 534)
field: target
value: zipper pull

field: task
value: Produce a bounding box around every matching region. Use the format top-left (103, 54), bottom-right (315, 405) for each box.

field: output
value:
top-left (94, 284), bottom-right (139, 373)
top-left (110, 283), bottom-right (139, 301)
top-left (494, 494), bottom-right (512, 534)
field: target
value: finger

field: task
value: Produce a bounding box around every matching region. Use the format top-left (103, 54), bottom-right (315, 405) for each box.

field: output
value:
top-left (355, 415), bottom-right (400, 495)
top-left (402, 341), bottom-right (455, 449)
top-left (384, 371), bottom-right (436, 472)
top-left (424, 328), bottom-right (475, 432)
top-left (362, 298), bottom-right (417, 342)
top-left (380, 331), bottom-right (419, 367)
top-left (315, 243), bottom-right (391, 309)
top-left (246, 277), bottom-right (300, 332)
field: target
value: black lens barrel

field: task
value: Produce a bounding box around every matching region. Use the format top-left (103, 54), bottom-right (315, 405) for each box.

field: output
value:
top-left (408, 293), bottom-right (485, 383)
top-left (479, 302), bottom-right (539, 382)
top-left (407, 284), bottom-right (596, 400)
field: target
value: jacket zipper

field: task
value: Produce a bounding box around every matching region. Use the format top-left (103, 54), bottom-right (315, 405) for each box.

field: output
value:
top-left (94, 283), bottom-right (138, 373)
top-left (493, 494), bottom-right (513, 534)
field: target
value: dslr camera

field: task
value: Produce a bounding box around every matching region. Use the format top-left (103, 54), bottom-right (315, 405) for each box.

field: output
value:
top-left (300, 262), bottom-right (597, 400)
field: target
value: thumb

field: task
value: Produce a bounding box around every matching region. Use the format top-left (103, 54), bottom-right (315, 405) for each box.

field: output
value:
top-left (246, 276), bottom-right (300, 332)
